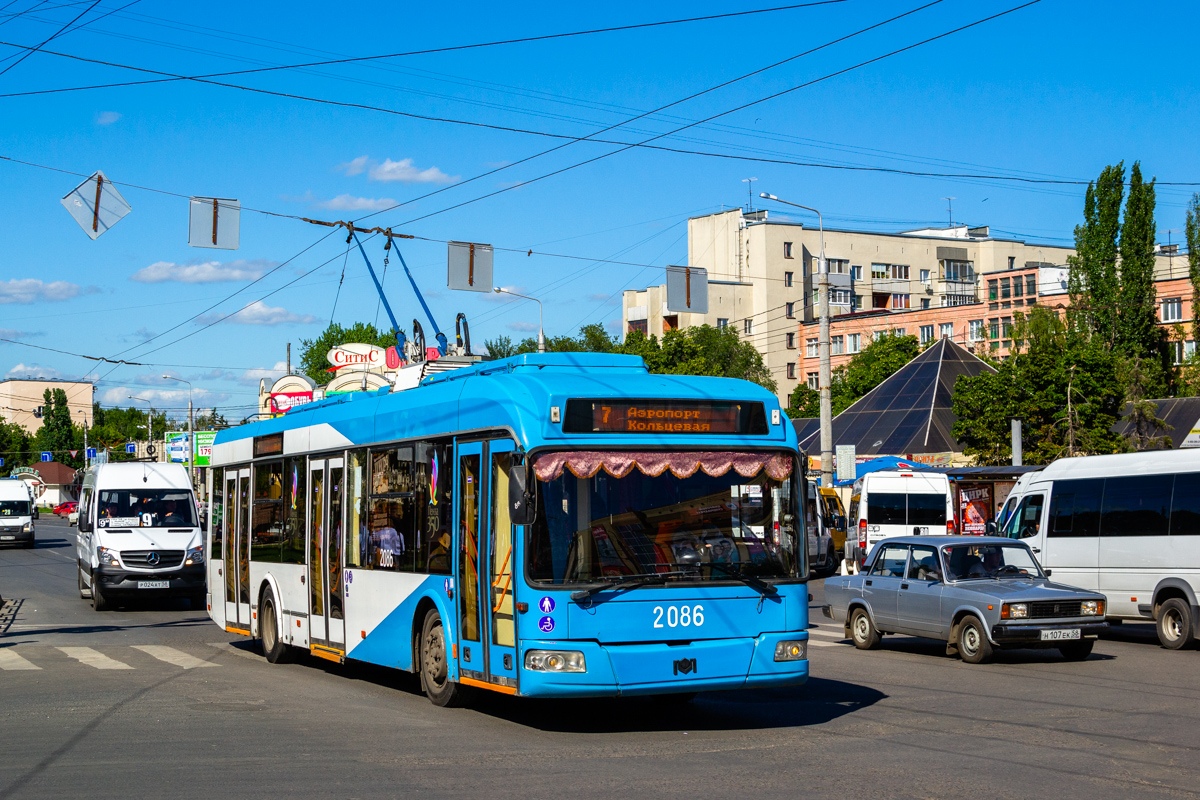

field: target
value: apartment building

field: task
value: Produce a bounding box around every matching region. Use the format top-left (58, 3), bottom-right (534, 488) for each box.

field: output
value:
top-left (624, 207), bottom-right (1122, 401)
top-left (0, 378), bottom-right (94, 434)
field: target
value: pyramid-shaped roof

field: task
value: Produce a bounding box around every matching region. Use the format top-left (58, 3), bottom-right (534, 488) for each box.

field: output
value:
top-left (797, 338), bottom-right (996, 456)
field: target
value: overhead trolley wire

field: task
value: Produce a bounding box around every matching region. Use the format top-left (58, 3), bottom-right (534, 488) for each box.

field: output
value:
top-left (0, 0), bottom-right (97, 76)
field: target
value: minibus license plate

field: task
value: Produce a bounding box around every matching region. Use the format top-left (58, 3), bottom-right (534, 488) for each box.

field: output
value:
top-left (0, 535), bottom-right (13, 541)
top-left (138, 580), bottom-right (170, 589)
top-left (1039, 629), bottom-right (1080, 641)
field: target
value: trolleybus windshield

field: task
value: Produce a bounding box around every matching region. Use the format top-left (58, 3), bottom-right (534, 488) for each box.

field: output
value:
top-left (527, 450), bottom-right (800, 584)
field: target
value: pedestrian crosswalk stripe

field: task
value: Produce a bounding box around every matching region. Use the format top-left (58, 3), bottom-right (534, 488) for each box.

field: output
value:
top-left (807, 628), bottom-right (846, 639)
top-left (57, 647), bottom-right (133, 670)
top-left (806, 639), bottom-right (844, 647)
top-left (0, 648), bottom-right (41, 670)
top-left (132, 645), bottom-right (217, 669)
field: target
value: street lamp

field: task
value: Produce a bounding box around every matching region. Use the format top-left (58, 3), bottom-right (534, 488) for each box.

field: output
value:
top-left (761, 191), bottom-right (833, 489)
top-left (74, 409), bottom-right (88, 468)
top-left (493, 287), bottom-right (545, 353)
top-left (127, 396), bottom-right (154, 460)
top-left (162, 375), bottom-right (195, 489)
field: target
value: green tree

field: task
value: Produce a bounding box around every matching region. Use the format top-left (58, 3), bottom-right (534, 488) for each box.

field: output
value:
top-left (298, 322), bottom-right (397, 384)
top-left (484, 335), bottom-right (517, 359)
top-left (0, 419), bottom-right (31, 467)
top-left (1187, 193), bottom-right (1200, 343)
top-left (194, 409), bottom-right (229, 430)
top-left (34, 388), bottom-right (80, 467)
top-left (1116, 161), bottom-right (1160, 359)
top-left (1068, 162), bottom-right (1124, 342)
top-left (1120, 356), bottom-right (1172, 451)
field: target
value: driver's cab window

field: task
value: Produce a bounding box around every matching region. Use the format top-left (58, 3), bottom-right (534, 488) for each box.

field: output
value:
top-left (907, 545), bottom-right (940, 580)
top-left (869, 544), bottom-right (908, 578)
top-left (1004, 494), bottom-right (1045, 538)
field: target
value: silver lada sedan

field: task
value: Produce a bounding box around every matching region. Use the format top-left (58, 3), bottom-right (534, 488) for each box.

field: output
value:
top-left (822, 536), bottom-right (1108, 663)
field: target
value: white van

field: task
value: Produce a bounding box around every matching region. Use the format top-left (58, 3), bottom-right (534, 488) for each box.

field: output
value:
top-left (848, 470), bottom-right (955, 565)
top-left (75, 462), bottom-right (205, 611)
top-left (0, 478), bottom-right (36, 548)
top-left (998, 449), bottom-right (1200, 650)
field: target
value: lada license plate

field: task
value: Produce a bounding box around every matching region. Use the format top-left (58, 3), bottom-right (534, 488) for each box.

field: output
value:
top-left (1039, 628), bottom-right (1080, 641)
top-left (138, 580), bottom-right (170, 589)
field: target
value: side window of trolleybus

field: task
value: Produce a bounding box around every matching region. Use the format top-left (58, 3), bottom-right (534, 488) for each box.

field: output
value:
top-left (527, 450), bottom-right (799, 583)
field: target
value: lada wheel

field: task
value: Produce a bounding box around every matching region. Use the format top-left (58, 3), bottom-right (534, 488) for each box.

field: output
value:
top-left (850, 607), bottom-right (881, 650)
top-left (1156, 598), bottom-right (1196, 650)
top-left (1058, 639), bottom-right (1094, 661)
top-left (420, 609), bottom-right (471, 708)
top-left (260, 591), bottom-right (290, 664)
top-left (956, 616), bottom-right (993, 664)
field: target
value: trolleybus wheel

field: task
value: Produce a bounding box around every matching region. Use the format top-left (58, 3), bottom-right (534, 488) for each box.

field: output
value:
top-left (78, 564), bottom-right (91, 600)
top-left (420, 609), bottom-right (470, 707)
top-left (260, 591), bottom-right (290, 664)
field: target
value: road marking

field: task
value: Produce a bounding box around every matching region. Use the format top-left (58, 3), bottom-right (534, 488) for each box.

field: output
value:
top-left (807, 628), bottom-right (847, 639)
top-left (0, 648), bottom-right (41, 670)
top-left (807, 639), bottom-right (844, 647)
top-left (57, 647), bottom-right (133, 670)
top-left (207, 642), bottom-right (262, 662)
top-left (132, 645), bottom-right (218, 669)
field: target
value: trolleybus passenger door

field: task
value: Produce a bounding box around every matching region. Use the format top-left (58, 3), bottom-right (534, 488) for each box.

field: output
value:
top-left (224, 467), bottom-right (251, 633)
top-left (207, 468), bottom-right (225, 627)
top-left (325, 457), bottom-right (346, 650)
top-left (485, 440), bottom-right (519, 689)
top-left (455, 443), bottom-right (486, 682)
top-left (308, 459), bottom-right (327, 645)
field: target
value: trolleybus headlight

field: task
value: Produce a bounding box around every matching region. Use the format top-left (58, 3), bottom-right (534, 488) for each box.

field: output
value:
top-left (184, 545), bottom-right (204, 566)
top-left (524, 650), bottom-right (586, 673)
top-left (97, 546), bottom-right (121, 567)
top-left (1001, 603), bottom-right (1027, 619)
top-left (774, 640), bottom-right (807, 661)
top-left (1080, 600), bottom-right (1103, 616)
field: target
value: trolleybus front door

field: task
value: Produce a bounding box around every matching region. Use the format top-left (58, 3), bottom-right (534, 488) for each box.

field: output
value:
top-left (307, 456), bottom-right (346, 653)
top-left (224, 467), bottom-right (251, 633)
top-left (307, 459), bottom-right (327, 646)
top-left (455, 441), bottom-right (519, 692)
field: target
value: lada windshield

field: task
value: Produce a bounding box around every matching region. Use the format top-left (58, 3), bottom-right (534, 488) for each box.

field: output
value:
top-left (943, 543), bottom-right (1042, 580)
top-left (527, 450), bottom-right (801, 584)
top-left (98, 489), bottom-right (196, 528)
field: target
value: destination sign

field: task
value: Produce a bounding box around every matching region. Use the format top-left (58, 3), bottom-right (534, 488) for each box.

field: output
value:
top-left (563, 400), bottom-right (768, 435)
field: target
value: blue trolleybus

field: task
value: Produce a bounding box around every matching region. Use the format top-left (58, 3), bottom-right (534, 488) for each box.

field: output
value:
top-left (205, 353), bottom-right (810, 706)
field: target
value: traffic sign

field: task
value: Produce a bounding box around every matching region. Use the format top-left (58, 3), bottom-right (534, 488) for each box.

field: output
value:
top-left (40, 452), bottom-right (51, 462)
top-left (0, 457), bottom-right (5, 467)
top-left (87, 448), bottom-right (97, 459)
top-left (126, 442), bottom-right (136, 454)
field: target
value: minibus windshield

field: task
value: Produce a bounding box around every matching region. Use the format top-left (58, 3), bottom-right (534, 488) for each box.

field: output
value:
top-left (0, 500), bottom-right (31, 516)
top-left (527, 451), bottom-right (801, 585)
top-left (97, 489), bottom-right (196, 528)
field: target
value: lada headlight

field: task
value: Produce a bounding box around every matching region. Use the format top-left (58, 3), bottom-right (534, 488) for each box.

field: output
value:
top-left (1001, 603), bottom-right (1028, 619)
top-left (774, 640), bottom-right (808, 661)
top-left (1080, 600), bottom-right (1103, 616)
top-left (525, 650), bottom-right (586, 673)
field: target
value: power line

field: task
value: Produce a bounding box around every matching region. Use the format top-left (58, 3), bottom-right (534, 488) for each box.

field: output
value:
top-left (0, 0), bottom-right (98, 76)
top-left (0, 1), bottom-right (850, 95)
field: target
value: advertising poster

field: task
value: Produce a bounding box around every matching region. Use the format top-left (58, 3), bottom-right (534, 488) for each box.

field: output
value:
top-left (166, 432), bottom-right (190, 463)
top-left (194, 431), bottom-right (217, 467)
top-left (959, 484), bottom-right (992, 535)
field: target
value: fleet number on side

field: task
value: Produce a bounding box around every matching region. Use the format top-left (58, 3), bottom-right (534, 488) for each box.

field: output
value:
top-left (653, 604), bottom-right (704, 628)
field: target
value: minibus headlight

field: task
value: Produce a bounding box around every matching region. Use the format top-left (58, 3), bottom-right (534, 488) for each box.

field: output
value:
top-left (524, 650), bottom-right (586, 673)
top-left (1001, 603), bottom-right (1027, 619)
top-left (1080, 600), bottom-right (1103, 616)
top-left (184, 545), bottom-right (204, 566)
top-left (97, 546), bottom-right (121, 567)
top-left (22, 522), bottom-right (32, 532)
top-left (774, 640), bottom-right (807, 661)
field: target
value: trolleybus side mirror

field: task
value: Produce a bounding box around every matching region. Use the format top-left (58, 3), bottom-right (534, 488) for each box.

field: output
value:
top-left (509, 465), bottom-right (535, 526)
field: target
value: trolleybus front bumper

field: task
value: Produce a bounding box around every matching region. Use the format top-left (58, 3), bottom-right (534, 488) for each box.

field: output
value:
top-left (515, 631), bottom-right (809, 698)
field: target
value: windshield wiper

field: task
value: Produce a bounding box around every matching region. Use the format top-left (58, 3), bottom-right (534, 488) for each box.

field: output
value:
top-left (707, 562), bottom-right (778, 596)
top-left (569, 571), bottom-right (688, 601)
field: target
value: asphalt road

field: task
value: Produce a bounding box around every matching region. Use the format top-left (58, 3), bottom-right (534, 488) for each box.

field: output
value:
top-left (1, 517), bottom-right (1196, 800)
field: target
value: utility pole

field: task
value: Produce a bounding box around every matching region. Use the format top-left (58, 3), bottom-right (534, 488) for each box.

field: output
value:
top-left (742, 178), bottom-right (757, 212)
top-left (287, 343), bottom-right (291, 376)
top-left (943, 197), bottom-right (956, 228)
top-left (761, 192), bottom-right (833, 488)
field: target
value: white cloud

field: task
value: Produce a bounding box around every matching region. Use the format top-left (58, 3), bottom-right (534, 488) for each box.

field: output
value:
top-left (481, 285), bottom-right (527, 304)
top-left (4, 362), bottom-right (75, 380)
top-left (507, 321), bottom-right (539, 332)
top-left (197, 301), bottom-right (318, 327)
top-left (237, 361), bottom-right (288, 386)
top-left (0, 328), bottom-right (36, 340)
top-left (96, 111), bottom-right (121, 125)
top-left (101, 387), bottom-right (229, 406)
top-left (130, 259), bottom-right (275, 284)
top-left (316, 194), bottom-right (398, 212)
top-left (0, 279), bottom-right (91, 304)
top-left (368, 158), bottom-right (456, 184)
top-left (337, 156), bottom-right (370, 176)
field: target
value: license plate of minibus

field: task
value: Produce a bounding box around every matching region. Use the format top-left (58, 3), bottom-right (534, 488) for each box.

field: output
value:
top-left (138, 580), bottom-right (169, 589)
top-left (0, 535), bottom-right (13, 541)
top-left (1040, 629), bottom-right (1080, 641)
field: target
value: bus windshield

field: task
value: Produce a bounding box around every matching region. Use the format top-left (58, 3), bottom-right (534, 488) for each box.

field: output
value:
top-left (527, 450), bottom-right (801, 584)
top-left (98, 489), bottom-right (196, 528)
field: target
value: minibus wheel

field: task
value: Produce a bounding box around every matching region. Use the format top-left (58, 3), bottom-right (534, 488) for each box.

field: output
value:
top-left (91, 574), bottom-right (108, 611)
top-left (420, 609), bottom-right (470, 707)
top-left (1156, 598), bottom-right (1196, 650)
top-left (77, 565), bottom-right (91, 600)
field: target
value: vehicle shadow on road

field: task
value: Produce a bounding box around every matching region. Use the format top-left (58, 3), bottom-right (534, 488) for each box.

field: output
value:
top-left (875, 636), bottom-right (1117, 663)
top-left (469, 678), bottom-right (886, 732)
top-left (1098, 621), bottom-right (1160, 646)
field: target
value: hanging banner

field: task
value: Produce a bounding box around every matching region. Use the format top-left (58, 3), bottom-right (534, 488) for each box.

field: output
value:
top-left (60, 170), bottom-right (132, 240)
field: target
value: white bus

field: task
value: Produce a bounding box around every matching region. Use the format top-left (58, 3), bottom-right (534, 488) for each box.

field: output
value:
top-left (1000, 449), bottom-right (1200, 650)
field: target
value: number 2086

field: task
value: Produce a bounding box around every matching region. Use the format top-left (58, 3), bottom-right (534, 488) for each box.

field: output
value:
top-left (653, 604), bottom-right (704, 628)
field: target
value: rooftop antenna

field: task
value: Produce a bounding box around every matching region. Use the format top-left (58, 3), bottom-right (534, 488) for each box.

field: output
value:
top-left (742, 178), bottom-right (758, 212)
top-left (943, 197), bottom-right (956, 228)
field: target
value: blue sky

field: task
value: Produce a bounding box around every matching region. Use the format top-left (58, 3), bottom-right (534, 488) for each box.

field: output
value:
top-left (2, 0), bottom-right (1197, 421)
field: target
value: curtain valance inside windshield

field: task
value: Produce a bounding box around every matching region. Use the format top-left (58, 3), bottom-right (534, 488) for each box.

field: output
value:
top-left (534, 451), bottom-right (792, 482)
